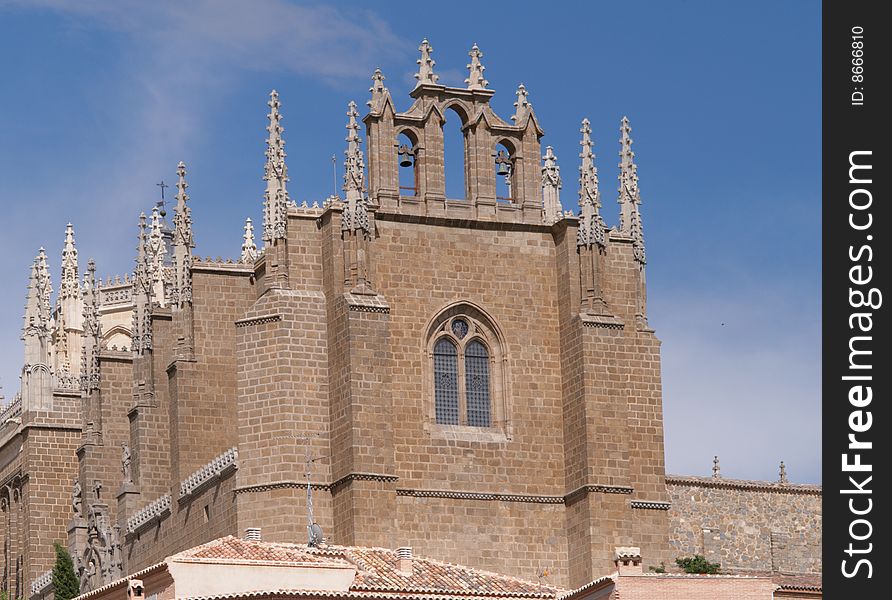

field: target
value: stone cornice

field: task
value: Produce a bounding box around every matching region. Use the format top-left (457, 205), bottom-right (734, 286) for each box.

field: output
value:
top-left (666, 475), bottom-right (822, 495)
top-left (629, 499), bottom-right (671, 510)
top-left (235, 472), bottom-right (399, 496)
top-left (235, 314), bottom-right (282, 328)
top-left (396, 488), bottom-right (563, 504)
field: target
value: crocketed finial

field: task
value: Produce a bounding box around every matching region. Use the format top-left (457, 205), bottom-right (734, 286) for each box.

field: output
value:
top-left (342, 101), bottom-right (369, 235)
top-left (263, 90), bottom-right (289, 244)
top-left (414, 38), bottom-right (439, 87)
top-left (778, 461), bottom-right (788, 484)
top-left (171, 161), bottom-right (194, 309)
top-left (576, 119), bottom-right (605, 249)
top-left (465, 43), bottom-right (488, 90)
top-left (368, 68), bottom-right (388, 109)
top-left (512, 83), bottom-right (532, 125)
top-left (60, 223), bottom-right (80, 300)
top-left (241, 217), bottom-right (257, 263)
top-left (712, 455), bottom-right (721, 479)
top-left (618, 116), bottom-right (644, 264)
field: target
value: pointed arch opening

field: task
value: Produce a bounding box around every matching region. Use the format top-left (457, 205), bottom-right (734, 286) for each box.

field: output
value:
top-left (494, 140), bottom-right (516, 203)
top-left (424, 301), bottom-right (510, 438)
top-left (443, 105), bottom-right (468, 200)
top-left (397, 130), bottom-right (419, 197)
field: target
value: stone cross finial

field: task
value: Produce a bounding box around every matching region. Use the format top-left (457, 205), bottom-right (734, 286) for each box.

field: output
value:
top-left (541, 146), bottom-right (562, 225)
top-left (618, 116), bottom-right (645, 263)
top-left (262, 90), bottom-right (290, 244)
top-left (779, 461), bottom-right (788, 484)
top-left (368, 68), bottom-right (388, 109)
top-left (465, 43), bottom-right (488, 90)
top-left (241, 218), bottom-right (257, 263)
top-left (512, 84), bottom-right (532, 125)
top-left (712, 455), bottom-right (721, 478)
top-left (60, 223), bottom-right (80, 300)
top-left (342, 101), bottom-right (369, 234)
top-left (172, 161), bottom-right (194, 308)
top-left (576, 119), bottom-right (605, 249)
top-left (414, 38), bottom-right (439, 87)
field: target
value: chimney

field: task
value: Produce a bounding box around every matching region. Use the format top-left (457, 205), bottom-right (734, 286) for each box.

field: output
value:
top-left (244, 527), bottom-right (262, 541)
top-left (614, 547), bottom-right (643, 576)
top-left (127, 579), bottom-right (145, 600)
top-left (397, 546), bottom-right (413, 575)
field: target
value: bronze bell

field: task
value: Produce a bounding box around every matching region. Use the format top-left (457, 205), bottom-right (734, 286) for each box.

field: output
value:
top-left (495, 150), bottom-right (511, 176)
top-left (398, 145), bottom-right (413, 168)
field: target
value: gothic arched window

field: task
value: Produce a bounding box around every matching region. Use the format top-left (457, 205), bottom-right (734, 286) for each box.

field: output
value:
top-left (433, 338), bottom-right (459, 424)
top-left (425, 304), bottom-right (509, 433)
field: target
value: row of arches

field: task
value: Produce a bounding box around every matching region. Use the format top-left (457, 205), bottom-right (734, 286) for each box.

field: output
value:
top-left (397, 106), bottom-right (517, 202)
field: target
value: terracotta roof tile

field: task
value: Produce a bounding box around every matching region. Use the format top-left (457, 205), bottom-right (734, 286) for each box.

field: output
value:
top-left (173, 537), bottom-right (562, 598)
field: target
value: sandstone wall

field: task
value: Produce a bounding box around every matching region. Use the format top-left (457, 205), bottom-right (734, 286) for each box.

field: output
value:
top-left (667, 475), bottom-right (821, 574)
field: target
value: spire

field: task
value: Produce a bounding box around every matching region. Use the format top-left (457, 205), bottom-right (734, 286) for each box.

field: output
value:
top-left (240, 218), bottom-right (257, 263)
top-left (541, 146), bottom-right (562, 225)
top-left (465, 43), bottom-right (488, 90)
top-left (511, 84), bottom-right (532, 125)
top-left (618, 116), bottom-right (644, 263)
top-left (414, 38), bottom-right (439, 87)
top-left (778, 461), bottom-right (788, 484)
top-left (342, 101), bottom-right (369, 234)
top-left (81, 258), bottom-right (101, 392)
top-left (367, 68), bottom-right (389, 110)
top-left (576, 119), bottom-right (606, 248)
top-left (132, 213), bottom-right (152, 354)
top-left (60, 223), bottom-right (79, 300)
top-left (712, 455), bottom-right (721, 479)
top-left (147, 206), bottom-right (168, 305)
top-left (262, 90), bottom-right (289, 244)
top-left (22, 258), bottom-right (41, 341)
top-left (172, 161), bottom-right (194, 308)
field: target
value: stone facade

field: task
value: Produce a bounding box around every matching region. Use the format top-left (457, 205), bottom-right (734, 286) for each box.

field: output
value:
top-left (667, 475), bottom-right (822, 575)
top-left (0, 40), bottom-right (820, 597)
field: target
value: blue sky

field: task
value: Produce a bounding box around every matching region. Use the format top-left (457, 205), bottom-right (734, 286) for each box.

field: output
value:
top-left (0, 1), bottom-right (821, 483)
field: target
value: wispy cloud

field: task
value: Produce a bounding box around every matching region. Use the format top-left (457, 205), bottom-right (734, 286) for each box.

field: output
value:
top-left (0, 0), bottom-right (410, 396)
top-left (654, 284), bottom-right (821, 483)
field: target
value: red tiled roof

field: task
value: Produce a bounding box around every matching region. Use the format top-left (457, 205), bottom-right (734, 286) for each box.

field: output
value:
top-left (173, 537), bottom-right (562, 598)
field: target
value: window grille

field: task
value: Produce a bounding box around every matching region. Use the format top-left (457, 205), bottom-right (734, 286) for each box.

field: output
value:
top-left (434, 338), bottom-right (459, 425)
top-left (465, 340), bottom-right (491, 427)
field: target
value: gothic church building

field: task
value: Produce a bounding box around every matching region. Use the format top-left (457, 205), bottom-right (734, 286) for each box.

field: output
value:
top-left (1, 40), bottom-right (819, 598)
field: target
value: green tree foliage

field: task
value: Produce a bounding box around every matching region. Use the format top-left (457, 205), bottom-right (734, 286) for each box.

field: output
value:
top-left (675, 554), bottom-right (721, 574)
top-left (52, 542), bottom-right (80, 600)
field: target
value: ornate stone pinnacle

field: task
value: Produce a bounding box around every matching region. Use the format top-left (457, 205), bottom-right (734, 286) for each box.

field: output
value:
top-left (414, 38), bottom-right (439, 87)
top-left (342, 101), bottom-right (369, 235)
top-left (779, 461), bottom-right (788, 484)
top-left (241, 217), bottom-right (257, 263)
top-left (712, 455), bottom-right (721, 479)
top-left (81, 258), bottom-right (101, 392)
top-left (465, 43), bottom-right (488, 90)
top-left (576, 119), bottom-right (605, 248)
top-left (541, 146), bottom-right (562, 225)
top-left (618, 117), bottom-right (644, 264)
top-left (512, 84), bottom-right (532, 124)
top-left (263, 90), bottom-right (289, 243)
top-left (172, 161), bottom-right (194, 309)
top-left (35, 247), bottom-right (52, 329)
top-left (60, 223), bottom-right (80, 300)
top-left (368, 68), bottom-right (388, 109)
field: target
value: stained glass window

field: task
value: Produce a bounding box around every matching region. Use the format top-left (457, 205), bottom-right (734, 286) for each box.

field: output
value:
top-left (434, 338), bottom-right (459, 425)
top-left (465, 340), bottom-right (491, 427)
top-left (451, 318), bottom-right (469, 339)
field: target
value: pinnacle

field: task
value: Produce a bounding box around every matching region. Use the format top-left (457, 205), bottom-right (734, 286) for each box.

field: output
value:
top-left (415, 38), bottom-right (439, 87)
